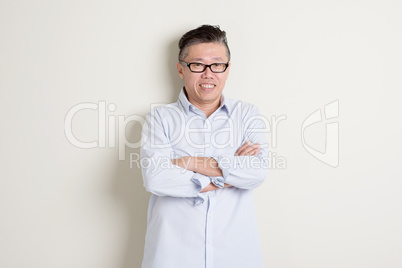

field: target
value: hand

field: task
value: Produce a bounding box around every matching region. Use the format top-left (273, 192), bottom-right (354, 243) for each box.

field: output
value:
top-left (224, 183), bottom-right (234, 188)
top-left (235, 141), bottom-right (260, 156)
top-left (200, 182), bottom-right (234, 193)
top-left (200, 183), bottom-right (219, 193)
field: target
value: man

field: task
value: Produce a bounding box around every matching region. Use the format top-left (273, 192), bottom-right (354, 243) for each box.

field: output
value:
top-left (140, 25), bottom-right (269, 268)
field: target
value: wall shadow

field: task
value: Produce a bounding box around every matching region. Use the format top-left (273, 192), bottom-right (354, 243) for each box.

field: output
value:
top-left (167, 37), bottom-right (183, 101)
top-left (111, 36), bottom-right (183, 268)
top-left (111, 118), bottom-right (149, 268)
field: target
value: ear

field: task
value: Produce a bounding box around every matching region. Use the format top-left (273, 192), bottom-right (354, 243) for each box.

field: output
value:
top-left (176, 62), bottom-right (184, 79)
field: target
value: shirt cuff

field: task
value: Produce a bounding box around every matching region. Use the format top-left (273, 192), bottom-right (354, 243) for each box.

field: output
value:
top-left (210, 176), bottom-right (225, 188)
top-left (191, 173), bottom-right (211, 206)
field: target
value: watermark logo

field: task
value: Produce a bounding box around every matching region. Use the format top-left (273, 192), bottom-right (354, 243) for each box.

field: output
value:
top-left (64, 100), bottom-right (339, 169)
top-left (301, 100), bottom-right (339, 167)
top-left (129, 151), bottom-right (287, 171)
top-left (64, 101), bottom-right (146, 160)
top-left (64, 101), bottom-right (287, 166)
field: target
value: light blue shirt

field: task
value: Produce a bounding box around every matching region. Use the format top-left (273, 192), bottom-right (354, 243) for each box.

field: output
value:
top-left (140, 88), bottom-right (269, 268)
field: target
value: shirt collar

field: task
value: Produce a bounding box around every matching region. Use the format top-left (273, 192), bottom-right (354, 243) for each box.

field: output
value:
top-left (178, 87), bottom-right (231, 115)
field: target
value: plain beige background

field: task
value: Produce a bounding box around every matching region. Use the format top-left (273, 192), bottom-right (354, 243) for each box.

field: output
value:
top-left (1, 0), bottom-right (401, 267)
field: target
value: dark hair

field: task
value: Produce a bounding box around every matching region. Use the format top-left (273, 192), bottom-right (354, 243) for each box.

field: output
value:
top-left (178, 25), bottom-right (231, 62)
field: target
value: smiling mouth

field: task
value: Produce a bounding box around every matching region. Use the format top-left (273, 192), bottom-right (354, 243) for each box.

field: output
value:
top-left (200, 84), bottom-right (215, 89)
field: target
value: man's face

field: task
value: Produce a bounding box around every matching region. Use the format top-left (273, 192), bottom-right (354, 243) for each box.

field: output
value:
top-left (177, 42), bottom-right (230, 108)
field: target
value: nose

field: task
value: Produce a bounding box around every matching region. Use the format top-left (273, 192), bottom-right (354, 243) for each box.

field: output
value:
top-left (201, 65), bottom-right (214, 78)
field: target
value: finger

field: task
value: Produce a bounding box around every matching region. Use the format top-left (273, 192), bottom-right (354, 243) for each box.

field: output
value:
top-left (250, 144), bottom-right (261, 155)
top-left (246, 147), bottom-right (261, 156)
top-left (242, 146), bottom-right (260, 156)
top-left (238, 143), bottom-right (260, 156)
top-left (237, 143), bottom-right (256, 156)
top-left (235, 141), bottom-right (251, 156)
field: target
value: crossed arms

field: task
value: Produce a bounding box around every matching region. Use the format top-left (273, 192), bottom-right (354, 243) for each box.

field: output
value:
top-left (140, 106), bottom-right (269, 199)
top-left (171, 141), bottom-right (261, 193)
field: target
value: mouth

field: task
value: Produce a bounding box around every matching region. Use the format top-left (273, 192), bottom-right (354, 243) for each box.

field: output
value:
top-left (199, 83), bottom-right (215, 90)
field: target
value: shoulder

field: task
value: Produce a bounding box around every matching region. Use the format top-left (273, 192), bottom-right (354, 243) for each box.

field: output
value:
top-left (145, 101), bottom-right (184, 122)
top-left (225, 97), bottom-right (261, 116)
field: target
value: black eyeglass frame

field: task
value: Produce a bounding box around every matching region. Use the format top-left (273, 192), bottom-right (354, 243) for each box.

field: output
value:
top-left (180, 61), bottom-right (229, 73)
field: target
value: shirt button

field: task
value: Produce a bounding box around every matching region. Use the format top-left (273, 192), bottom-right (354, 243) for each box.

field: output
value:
top-left (207, 240), bottom-right (211, 243)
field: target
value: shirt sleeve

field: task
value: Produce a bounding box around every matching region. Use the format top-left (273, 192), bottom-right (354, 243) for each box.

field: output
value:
top-left (212, 105), bottom-right (269, 190)
top-left (140, 108), bottom-right (211, 205)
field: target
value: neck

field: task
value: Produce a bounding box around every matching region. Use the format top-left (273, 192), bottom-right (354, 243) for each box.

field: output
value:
top-left (184, 88), bottom-right (221, 118)
top-left (197, 101), bottom-right (220, 118)
top-left (188, 98), bottom-right (220, 118)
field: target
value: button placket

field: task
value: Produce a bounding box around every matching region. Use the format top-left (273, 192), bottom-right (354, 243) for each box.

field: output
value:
top-left (203, 117), bottom-right (215, 267)
top-left (205, 194), bottom-right (216, 268)
top-left (204, 118), bottom-right (212, 156)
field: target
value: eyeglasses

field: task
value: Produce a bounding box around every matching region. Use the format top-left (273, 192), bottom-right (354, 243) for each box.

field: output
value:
top-left (180, 61), bottom-right (229, 73)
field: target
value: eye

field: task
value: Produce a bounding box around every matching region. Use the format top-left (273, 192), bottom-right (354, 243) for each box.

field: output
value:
top-left (213, 63), bottom-right (225, 68)
top-left (211, 63), bottom-right (227, 71)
